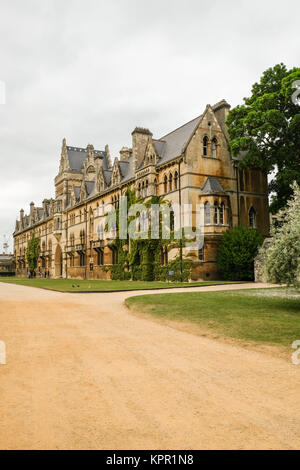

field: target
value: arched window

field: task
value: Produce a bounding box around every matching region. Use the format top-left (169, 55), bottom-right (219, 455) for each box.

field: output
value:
top-left (174, 171), bottom-right (178, 190)
top-left (219, 202), bottom-right (225, 225)
top-left (80, 230), bottom-right (85, 244)
top-left (138, 183), bottom-right (141, 197)
top-left (203, 136), bottom-right (208, 156)
top-left (198, 247), bottom-right (204, 261)
top-left (249, 207), bottom-right (256, 228)
top-left (204, 202), bottom-right (211, 225)
top-left (164, 175), bottom-right (168, 193)
top-left (154, 179), bottom-right (157, 196)
top-left (89, 208), bottom-right (94, 233)
top-left (211, 138), bottom-right (217, 157)
top-left (145, 180), bottom-right (149, 197)
top-left (169, 173), bottom-right (173, 192)
top-left (170, 210), bottom-right (174, 231)
top-left (214, 201), bottom-right (219, 224)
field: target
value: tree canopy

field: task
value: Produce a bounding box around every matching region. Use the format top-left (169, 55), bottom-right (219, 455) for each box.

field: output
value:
top-left (227, 63), bottom-right (300, 213)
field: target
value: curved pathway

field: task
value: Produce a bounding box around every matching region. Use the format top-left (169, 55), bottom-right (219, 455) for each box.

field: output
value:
top-left (0, 282), bottom-right (298, 450)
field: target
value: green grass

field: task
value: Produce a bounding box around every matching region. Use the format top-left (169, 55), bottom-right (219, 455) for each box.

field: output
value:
top-left (126, 288), bottom-right (300, 347)
top-left (0, 277), bottom-right (240, 292)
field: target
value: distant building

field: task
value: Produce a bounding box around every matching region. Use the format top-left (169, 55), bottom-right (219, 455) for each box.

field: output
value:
top-left (0, 254), bottom-right (15, 276)
top-left (13, 100), bottom-right (270, 280)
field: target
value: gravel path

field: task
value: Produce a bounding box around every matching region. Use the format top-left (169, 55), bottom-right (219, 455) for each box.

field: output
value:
top-left (0, 282), bottom-right (299, 450)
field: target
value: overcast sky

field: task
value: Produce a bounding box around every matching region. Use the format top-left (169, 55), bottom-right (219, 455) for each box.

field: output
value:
top-left (0, 0), bottom-right (299, 251)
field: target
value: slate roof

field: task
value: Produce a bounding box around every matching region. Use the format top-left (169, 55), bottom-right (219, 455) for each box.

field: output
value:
top-left (85, 181), bottom-right (95, 196)
top-left (103, 170), bottom-right (112, 186)
top-left (118, 160), bottom-right (134, 182)
top-left (200, 177), bottom-right (225, 195)
top-left (67, 146), bottom-right (107, 171)
top-left (74, 186), bottom-right (81, 201)
top-left (155, 114), bottom-right (203, 164)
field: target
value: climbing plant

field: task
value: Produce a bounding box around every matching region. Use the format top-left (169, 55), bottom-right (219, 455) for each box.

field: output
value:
top-left (26, 235), bottom-right (40, 272)
top-left (104, 187), bottom-right (192, 281)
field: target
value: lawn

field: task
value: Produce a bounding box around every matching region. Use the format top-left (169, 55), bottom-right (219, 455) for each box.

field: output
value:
top-left (126, 288), bottom-right (300, 348)
top-left (0, 277), bottom-right (240, 292)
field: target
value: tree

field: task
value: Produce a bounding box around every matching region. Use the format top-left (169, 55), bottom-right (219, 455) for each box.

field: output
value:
top-left (227, 63), bottom-right (300, 213)
top-left (217, 226), bottom-right (263, 281)
top-left (264, 182), bottom-right (300, 286)
top-left (26, 235), bottom-right (40, 272)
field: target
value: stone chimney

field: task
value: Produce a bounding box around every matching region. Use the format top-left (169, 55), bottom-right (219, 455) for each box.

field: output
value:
top-left (119, 146), bottom-right (132, 162)
top-left (132, 127), bottom-right (152, 171)
top-left (212, 99), bottom-right (231, 137)
top-left (105, 144), bottom-right (112, 169)
top-left (19, 209), bottom-right (24, 228)
top-left (30, 202), bottom-right (35, 225)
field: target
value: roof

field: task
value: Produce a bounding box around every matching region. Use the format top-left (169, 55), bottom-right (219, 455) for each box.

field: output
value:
top-left (74, 186), bottom-right (81, 201)
top-left (85, 181), bottom-right (95, 196)
top-left (200, 177), bottom-right (225, 195)
top-left (118, 160), bottom-right (134, 182)
top-left (103, 170), bottom-right (112, 186)
top-left (156, 114), bottom-right (203, 164)
top-left (67, 146), bottom-right (106, 172)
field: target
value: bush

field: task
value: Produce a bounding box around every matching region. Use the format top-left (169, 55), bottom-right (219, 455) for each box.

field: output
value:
top-left (132, 265), bottom-right (142, 281)
top-left (217, 226), bottom-right (263, 281)
top-left (153, 257), bottom-right (192, 282)
top-left (141, 262), bottom-right (154, 281)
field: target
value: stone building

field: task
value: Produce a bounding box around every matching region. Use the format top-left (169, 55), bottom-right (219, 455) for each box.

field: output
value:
top-left (13, 100), bottom-right (270, 280)
top-left (0, 254), bottom-right (15, 276)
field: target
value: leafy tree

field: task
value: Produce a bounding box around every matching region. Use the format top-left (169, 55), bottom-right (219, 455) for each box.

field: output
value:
top-left (264, 182), bottom-right (300, 286)
top-left (217, 226), bottom-right (263, 281)
top-left (26, 235), bottom-right (40, 272)
top-left (227, 63), bottom-right (300, 213)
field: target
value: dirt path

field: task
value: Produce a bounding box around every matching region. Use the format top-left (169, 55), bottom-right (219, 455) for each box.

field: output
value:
top-left (0, 282), bottom-right (299, 450)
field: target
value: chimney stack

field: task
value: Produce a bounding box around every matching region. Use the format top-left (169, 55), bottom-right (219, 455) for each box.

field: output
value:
top-left (131, 127), bottom-right (152, 170)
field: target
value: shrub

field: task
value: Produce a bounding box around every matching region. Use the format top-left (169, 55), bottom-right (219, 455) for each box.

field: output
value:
top-left (265, 182), bottom-right (300, 286)
top-left (217, 226), bottom-right (263, 281)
